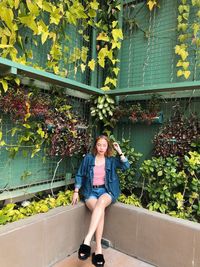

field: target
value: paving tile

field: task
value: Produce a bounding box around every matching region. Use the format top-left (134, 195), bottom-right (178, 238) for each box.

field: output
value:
top-left (53, 247), bottom-right (155, 267)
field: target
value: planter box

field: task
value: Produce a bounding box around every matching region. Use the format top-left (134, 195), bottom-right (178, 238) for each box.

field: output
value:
top-left (0, 204), bottom-right (89, 267)
top-left (0, 202), bottom-right (200, 267)
top-left (104, 203), bottom-right (200, 267)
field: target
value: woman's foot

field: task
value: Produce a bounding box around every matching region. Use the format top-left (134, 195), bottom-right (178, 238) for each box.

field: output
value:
top-left (78, 243), bottom-right (91, 260)
top-left (92, 252), bottom-right (105, 267)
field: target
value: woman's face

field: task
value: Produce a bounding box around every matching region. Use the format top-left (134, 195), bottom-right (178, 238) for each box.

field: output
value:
top-left (96, 138), bottom-right (108, 156)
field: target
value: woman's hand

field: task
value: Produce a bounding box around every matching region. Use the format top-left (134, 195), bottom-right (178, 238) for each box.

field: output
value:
top-left (71, 191), bottom-right (79, 205)
top-left (113, 142), bottom-right (122, 155)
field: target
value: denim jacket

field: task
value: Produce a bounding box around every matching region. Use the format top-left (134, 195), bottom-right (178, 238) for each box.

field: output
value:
top-left (75, 153), bottom-right (130, 202)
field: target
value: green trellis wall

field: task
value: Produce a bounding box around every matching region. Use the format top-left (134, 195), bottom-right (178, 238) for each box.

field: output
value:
top-left (119, 0), bottom-right (200, 88)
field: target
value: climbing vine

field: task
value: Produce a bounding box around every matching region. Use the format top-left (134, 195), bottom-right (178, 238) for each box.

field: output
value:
top-left (0, 0), bottom-right (123, 91)
top-left (175, 0), bottom-right (200, 80)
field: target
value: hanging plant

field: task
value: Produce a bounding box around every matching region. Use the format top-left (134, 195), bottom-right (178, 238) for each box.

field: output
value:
top-left (153, 110), bottom-right (200, 159)
top-left (90, 94), bottom-right (116, 128)
top-left (0, 85), bottom-right (90, 158)
top-left (111, 94), bottom-right (162, 125)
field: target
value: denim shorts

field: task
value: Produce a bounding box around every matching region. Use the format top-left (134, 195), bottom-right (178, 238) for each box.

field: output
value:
top-left (85, 187), bottom-right (113, 202)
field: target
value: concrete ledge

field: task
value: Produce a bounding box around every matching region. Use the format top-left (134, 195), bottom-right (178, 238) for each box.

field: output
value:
top-left (1, 202), bottom-right (200, 267)
top-left (0, 203), bottom-right (89, 267)
top-left (104, 203), bottom-right (200, 267)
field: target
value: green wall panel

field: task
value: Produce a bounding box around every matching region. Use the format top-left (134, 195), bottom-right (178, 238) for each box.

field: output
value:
top-left (120, 0), bottom-right (178, 88)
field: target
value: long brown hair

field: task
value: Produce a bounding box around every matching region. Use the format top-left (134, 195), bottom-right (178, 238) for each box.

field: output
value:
top-left (92, 135), bottom-right (114, 157)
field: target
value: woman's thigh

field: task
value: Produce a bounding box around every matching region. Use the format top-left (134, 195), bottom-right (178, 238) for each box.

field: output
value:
top-left (86, 198), bottom-right (98, 211)
top-left (96, 193), bottom-right (112, 208)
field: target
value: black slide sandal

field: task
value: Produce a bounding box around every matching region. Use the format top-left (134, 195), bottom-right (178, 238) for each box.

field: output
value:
top-left (78, 243), bottom-right (91, 260)
top-left (92, 252), bottom-right (105, 267)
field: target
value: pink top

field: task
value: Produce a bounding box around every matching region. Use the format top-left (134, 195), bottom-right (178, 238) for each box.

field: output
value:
top-left (93, 163), bottom-right (105, 186)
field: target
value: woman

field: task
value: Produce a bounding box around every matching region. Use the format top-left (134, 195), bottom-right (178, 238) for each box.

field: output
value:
top-left (72, 135), bottom-right (130, 267)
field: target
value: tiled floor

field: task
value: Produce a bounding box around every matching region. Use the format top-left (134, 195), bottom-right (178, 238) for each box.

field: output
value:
top-left (53, 247), bottom-right (155, 267)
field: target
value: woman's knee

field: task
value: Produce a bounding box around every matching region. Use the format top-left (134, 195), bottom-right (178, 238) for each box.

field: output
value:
top-left (96, 195), bottom-right (112, 208)
top-left (86, 198), bottom-right (97, 211)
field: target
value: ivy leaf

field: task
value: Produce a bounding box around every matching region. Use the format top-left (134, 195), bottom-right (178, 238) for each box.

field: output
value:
top-left (14, 77), bottom-right (20, 85)
top-left (83, 34), bottom-right (89, 42)
top-left (90, 0), bottom-right (99, 10)
top-left (0, 44), bottom-right (12, 48)
top-left (19, 15), bottom-right (38, 34)
top-left (81, 47), bottom-right (88, 63)
top-left (175, 45), bottom-right (188, 60)
top-left (42, 1), bottom-right (53, 12)
top-left (113, 67), bottom-right (120, 76)
top-left (88, 59), bottom-right (95, 71)
top-left (112, 21), bottom-right (118, 28)
top-left (80, 63), bottom-right (86, 73)
top-left (26, 0), bottom-right (40, 16)
top-left (107, 49), bottom-right (113, 61)
top-left (177, 69), bottom-right (183, 77)
top-left (111, 40), bottom-right (121, 49)
top-left (50, 9), bottom-right (62, 25)
top-left (101, 86), bottom-right (110, 91)
top-left (178, 23), bottom-right (188, 31)
top-left (41, 32), bottom-right (49, 44)
top-left (23, 124), bottom-right (31, 129)
top-left (97, 32), bottom-right (109, 42)
top-left (178, 34), bottom-right (189, 42)
top-left (0, 79), bottom-right (8, 92)
top-left (0, 7), bottom-right (14, 30)
top-left (105, 77), bottom-right (117, 87)
top-left (0, 131), bottom-right (2, 141)
top-left (182, 61), bottom-right (189, 70)
top-left (147, 0), bottom-right (158, 11)
top-left (14, 0), bottom-right (20, 9)
top-left (66, 11), bottom-right (77, 25)
top-left (183, 70), bottom-right (190, 79)
top-left (37, 128), bottom-right (45, 138)
top-left (112, 28), bottom-right (123, 41)
top-left (176, 60), bottom-right (189, 69)
top-left (192, 23), bottom-right (200, 36)
top-left (11, 127), bottom-right (20, 136)
top-left (88, 9), bottom-right (96, 18)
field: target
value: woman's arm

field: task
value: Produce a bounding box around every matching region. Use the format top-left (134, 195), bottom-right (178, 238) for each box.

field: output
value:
top-left (113, 142), bottom-right (130, 170)
top-left (72, 155), bottom-right (87, 205)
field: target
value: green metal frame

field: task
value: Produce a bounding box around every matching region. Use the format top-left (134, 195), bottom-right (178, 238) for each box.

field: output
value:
top-left (107, 82), bottom-right (200, 96)
top-left (0, 57), bottom-right (103, 95)
top-left (0, 179), bottom-right (74, 201)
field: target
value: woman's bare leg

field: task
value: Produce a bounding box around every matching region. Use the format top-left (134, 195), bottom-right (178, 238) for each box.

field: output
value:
top-left (85, 198), bottom-right (106, 254)
top-left (84, 194), bottom-right (112, 251)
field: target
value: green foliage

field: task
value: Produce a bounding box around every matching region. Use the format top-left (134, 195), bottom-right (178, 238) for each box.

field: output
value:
top-left (111, 138), bottom-right (142, 195)
top-left (153, 113), bottom-right (200, 159)
top-left (176, 0), bottom-right (200, 80)
top-left (90, 95), bottom-right (116, 128)
top-left (0, 85), bottom-right (90, 158)
top-left (140, 152), bottom-right (200, 221)
top-left (0, 190), bottom-right (73, 225)
top-left (118, 193), bottom-right (142, 207)
top-left (0, 0), bottom-right (123, 92)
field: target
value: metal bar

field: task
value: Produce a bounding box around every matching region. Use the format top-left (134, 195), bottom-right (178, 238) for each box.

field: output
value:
top-left (107, 82), bottom-right (200, 96)
top-left (0, 180), bottom-right (73, 201)
top-left (0, 57), bottom-right (104, 95)
top-left (90, 18), bottom-right (98, 87)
